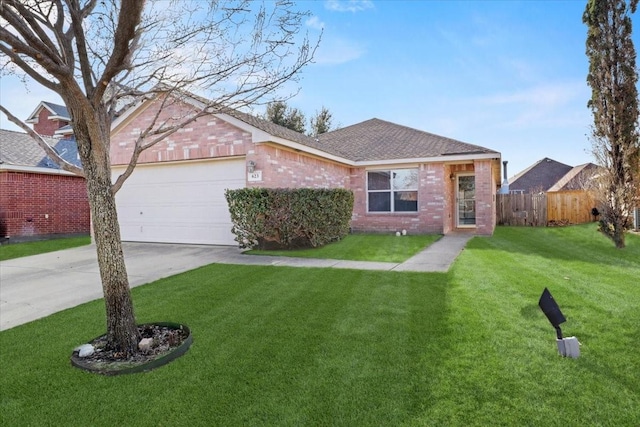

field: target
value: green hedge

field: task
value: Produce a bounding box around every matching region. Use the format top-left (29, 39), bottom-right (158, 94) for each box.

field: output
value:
top-left (225, 188), bottom-right (354, 249)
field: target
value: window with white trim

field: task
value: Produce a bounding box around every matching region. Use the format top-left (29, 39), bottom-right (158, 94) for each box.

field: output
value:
top-left (367, 169), bottom-right (418, 212)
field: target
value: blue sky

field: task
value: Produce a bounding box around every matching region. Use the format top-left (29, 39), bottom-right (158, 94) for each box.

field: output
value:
top-left (0, 1), bottom-right (621, 178)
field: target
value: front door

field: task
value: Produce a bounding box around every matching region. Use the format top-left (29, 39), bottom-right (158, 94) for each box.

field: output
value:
top-left (456, 174), bottom-right (476, 227)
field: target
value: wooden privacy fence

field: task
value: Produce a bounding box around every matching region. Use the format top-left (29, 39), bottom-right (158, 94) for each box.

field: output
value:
top-left (546, 190), bottom-right (596, 225)
top-left (497, 191), bottom-right (596, 226)
top-left (497, 193), bottom-right (547, 226)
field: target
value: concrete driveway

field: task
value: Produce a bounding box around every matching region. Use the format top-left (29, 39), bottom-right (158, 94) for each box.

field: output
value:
top-left (0, 243), bottom-right (243, 331)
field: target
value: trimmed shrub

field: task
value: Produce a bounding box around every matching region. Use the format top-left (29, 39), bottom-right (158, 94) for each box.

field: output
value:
top-left (225, 188), bottom-right (354, 249)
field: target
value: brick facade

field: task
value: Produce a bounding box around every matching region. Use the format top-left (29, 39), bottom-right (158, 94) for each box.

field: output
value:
top-left (351, 163), bottom-right (462, 234)
top-left (473, 159), bottom-right (497, 235)
top-left (247, 145), bottom-right (351, 189)
top-left (0, 171), bottom-right (90, 240)
top-left (110, 100), bottom-right (253, 165)
top-left (350, 161), bottom-right (497, 235)
top-left (109, 100), bottom-right (498, 236)
top-left (32, 108), bottom-right (69, 136)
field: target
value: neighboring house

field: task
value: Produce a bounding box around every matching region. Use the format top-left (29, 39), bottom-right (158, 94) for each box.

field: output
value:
top-left (547, 163), bottom-right (601, 192)
top-left (0, 103), bottom-right (89, 242)
top-left (25, 101), bottom-right (71, 136)
top-left (508, 158), bottom-right (573, 194)
top-left (109, 94), bottom-right (502, 245)
top-left (509, 157), bottom-right (602, 193)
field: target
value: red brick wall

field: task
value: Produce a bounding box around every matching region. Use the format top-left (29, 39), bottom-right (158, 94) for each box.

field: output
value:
top-left (247, 145), bottom-right (351, 189)
top-left (351, 164), bottom-right (452, 234)
top-left (32, 108), bottom-right (69, 136)
top-left (474, 159), bottom-right (497, 235)
top-left (0, 171), bottom-right (90, 239)
top-left (110, 100), bottom-right (252, 165)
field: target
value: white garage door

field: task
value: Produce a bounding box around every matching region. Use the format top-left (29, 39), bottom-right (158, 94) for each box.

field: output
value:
top-left (113, 159), bottom-right (245, 245)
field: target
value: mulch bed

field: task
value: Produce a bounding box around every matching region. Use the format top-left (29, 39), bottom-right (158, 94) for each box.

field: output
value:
top-left (71, 323), bottom-right (190, 374)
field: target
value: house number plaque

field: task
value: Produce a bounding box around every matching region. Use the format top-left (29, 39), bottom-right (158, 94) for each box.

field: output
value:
top-left (248, 170), bottom-right (262, 182)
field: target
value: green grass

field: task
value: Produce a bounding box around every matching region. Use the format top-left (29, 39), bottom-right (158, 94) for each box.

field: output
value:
top-left (0, 235), bottom-right (91, 261)
top-left (1, 224), bottom-right (638, 426)
top-left (246, 233), bottom-right (441, 262)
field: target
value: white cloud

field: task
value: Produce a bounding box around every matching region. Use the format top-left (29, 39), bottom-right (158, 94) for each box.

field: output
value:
top-left (306, 16), bottom-right (325, 30)
top-left (313, 37), bottom-right (366, 65)
top-left (325, 0), bottom-right (374, 13)
top-left (481, 81), bottom-right (586, 109)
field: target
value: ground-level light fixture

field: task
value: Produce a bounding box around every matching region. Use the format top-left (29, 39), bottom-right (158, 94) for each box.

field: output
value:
top-left (538, 287), bottom-right (580, 358)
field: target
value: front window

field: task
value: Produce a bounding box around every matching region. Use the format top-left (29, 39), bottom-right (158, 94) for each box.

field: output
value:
top-left (367, 169), bottom-right (418, 212)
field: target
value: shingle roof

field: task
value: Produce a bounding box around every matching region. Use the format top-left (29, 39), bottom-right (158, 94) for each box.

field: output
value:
top-left (547, 163), bottom-right (601, 192)
top-left (229, 115), bottom-right (497, 162)
top-left (0, 129), bottom-right (80, 169)
top-left (37, 137), bottom-right (82, 168)
top-left (509, 158), bottom-right (573, 193)
top-left (42, 102), bottom-right (70, 119)
top-left (136, 91), bottom-right (499, 163)
top-left (228, 110), bottom-right (321, 148)
top-left (0, 129), bottom-right (55, 167)
top-left (316, 118), bottom-right (498, 161)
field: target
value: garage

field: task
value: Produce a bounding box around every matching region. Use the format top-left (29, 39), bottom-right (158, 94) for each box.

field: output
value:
top-left (113, 158), bottom-right (245, 245)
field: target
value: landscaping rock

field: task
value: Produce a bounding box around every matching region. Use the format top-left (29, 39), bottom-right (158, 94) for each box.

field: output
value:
top-left (138, 337), bottom-right (154, 353)
top-left (75, 344), bottom-right (95, 358)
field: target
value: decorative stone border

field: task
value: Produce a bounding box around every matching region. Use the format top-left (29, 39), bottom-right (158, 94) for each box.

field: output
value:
top-left (70, 322), bottom-right (192, 376)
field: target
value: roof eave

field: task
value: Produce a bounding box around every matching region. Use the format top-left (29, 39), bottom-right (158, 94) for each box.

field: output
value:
top-left (0, 163), bottom-right (79, 176)
top-left (354, 152), bottom-right (500, 167)
top-left (215, 113), bottom-right (357, 166)
top-left (54, 129), bottom-right (74, 136)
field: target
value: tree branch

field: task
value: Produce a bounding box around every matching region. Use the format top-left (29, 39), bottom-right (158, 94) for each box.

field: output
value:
top-left (68, 0), bottom-right (98, 97)
top-left (95, 0), bottom-right (145, 103)
top-left (0, 105), bottom-right (85, 177)
top-left (0, 44), bottom-right (61, 91)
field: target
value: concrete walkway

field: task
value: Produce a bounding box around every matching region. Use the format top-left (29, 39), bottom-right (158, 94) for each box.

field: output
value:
top-left (0, 234), bottom-right (471, 331)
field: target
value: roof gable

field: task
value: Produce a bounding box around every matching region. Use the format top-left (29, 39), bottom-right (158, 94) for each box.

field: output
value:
top-left (26, 101), bottom-right (70, 123)
top-left (509, 157), bottom-right (573, 193)
top-left (547, 163), bottom-right (601, 192)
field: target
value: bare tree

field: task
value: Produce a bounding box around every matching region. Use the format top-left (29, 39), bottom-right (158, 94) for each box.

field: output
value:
top-left (584, 0), bottom-right (640, 248)
top-left (0, 0), bottom-right (317, 356)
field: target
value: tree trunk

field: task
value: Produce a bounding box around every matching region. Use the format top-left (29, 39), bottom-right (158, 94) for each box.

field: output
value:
top-left (599, 217), bottom-right (626, 249)
top-left (87, 172), bottom-right (140, 355)
top-left (613, 227), bottom-right (626, 248)
top-left (69, 98), bottom-right (140, 356)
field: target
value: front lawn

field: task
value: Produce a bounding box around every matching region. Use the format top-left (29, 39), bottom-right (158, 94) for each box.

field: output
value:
top-left (246, 233), bottom-right (440, 262)
top-left (0, 224), bottom-right (638, 426)
top-left (0, 235), bottom-right (91, 261)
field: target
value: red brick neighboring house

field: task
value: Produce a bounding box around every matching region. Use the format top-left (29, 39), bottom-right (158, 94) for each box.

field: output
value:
top-left (507, 158), bottom-right (574, 194)
top-left (109, 95), bottom-right (502, 245)
top-left (0, 103), bottom-right (89, 242)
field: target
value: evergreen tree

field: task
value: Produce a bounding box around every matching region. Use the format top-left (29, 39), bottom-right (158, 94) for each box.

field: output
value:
top-left (265, 101), bottom-right (306, 133)
top-left (310, 106), bottom-right (333, 136)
